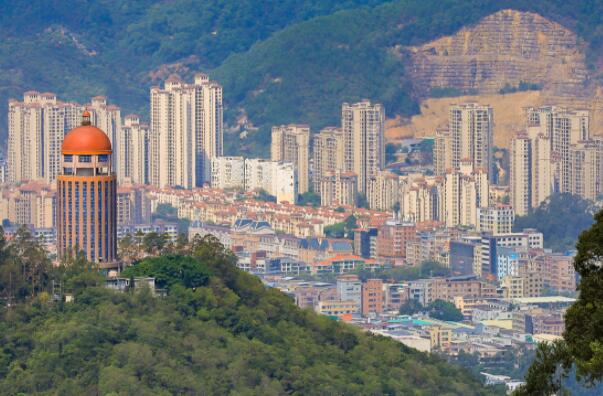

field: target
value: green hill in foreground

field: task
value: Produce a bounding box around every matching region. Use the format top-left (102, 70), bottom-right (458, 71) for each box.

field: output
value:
top-left (0, 237), bottom-right (499, 395)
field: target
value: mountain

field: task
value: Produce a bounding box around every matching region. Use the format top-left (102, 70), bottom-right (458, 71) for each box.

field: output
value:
top-left (0, 238), bottom-right (500, 395)
top-left (1, 1), bottom-right (603, 156)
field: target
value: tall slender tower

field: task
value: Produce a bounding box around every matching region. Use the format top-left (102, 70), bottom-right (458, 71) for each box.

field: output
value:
top-left (57, 111), bottom-right (117, 265)
top-left (342, 100), bottom-right (384, 194)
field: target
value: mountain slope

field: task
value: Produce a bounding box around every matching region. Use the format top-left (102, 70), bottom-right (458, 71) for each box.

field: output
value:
top-left (0, 241), bottom-right (500, 395)
top-left (214, 0), bottom-right (603, 155)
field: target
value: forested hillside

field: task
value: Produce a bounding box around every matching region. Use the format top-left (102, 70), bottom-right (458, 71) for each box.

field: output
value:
top-left (1, 0), bottom-right (603, 155)
top-left (0, 234), bottom-right (500, 395)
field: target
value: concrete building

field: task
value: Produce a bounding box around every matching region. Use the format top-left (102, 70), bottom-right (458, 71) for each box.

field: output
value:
top-left (336, 274), bottom-right (362, 311)
top-left (7, 92), bottom-right (96, 184)
top-left (312, 127), bottom-right (344, 193)
top-left (477, 205), bottom-right (514, 235)
top-left (211, 156), bottom-right (246, 190)
top-left (449, 103), bottom-right (493, 179)
top-left (375, 220), bottom-right (416, 260)
top-left (319, 170), bottom-right (357, 207)
top-left (89, 96), bottom-right (121, 170)
top-left (367, 170), bottom-right (400, 212)
top-left (569, 140), bottom-right (602, 201)
top-left (342, 100), bottom-right (384, 193)
top-left (271, 124), bottom-right (310, 194)
top-left (551, 109), bottom-right (589, 193)
top-left (0, 181), bottom-right (55, 229)
top-left (510, 134), bottom-right (532, 216)
top-left (361, 278), bottom-right (384, 316)
top-left (244, 159), bottom-right (297, 203)
top-left (434, 128), bottom-right (452, 176)
top-left (444, 166), bottom-right (489, 228)
top-left (531, 133), bottom-right (554, 208)
top-left (118, 115), bottom-right (149, 185)
top-left (57, 111), bottom-right (117, 265)
top-left (149, 73), bottom-right (223, 188)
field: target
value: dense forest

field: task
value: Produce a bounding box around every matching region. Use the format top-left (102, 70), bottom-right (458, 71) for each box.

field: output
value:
top-left (1, 1), bottom-right (603, 154)
top-left (0, 231), bottom-right (500, 395)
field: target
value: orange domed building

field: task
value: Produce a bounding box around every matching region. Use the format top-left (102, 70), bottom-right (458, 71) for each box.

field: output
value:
top-left (56, 111), bottom-right (117, 265)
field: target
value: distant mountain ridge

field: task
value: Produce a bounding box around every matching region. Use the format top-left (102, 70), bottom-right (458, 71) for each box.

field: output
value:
top-left (1, 1), bottom-right (603, 156)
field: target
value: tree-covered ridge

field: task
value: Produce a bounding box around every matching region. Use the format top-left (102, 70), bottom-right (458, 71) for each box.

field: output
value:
top-left (2, 1), bottom-right (603, 155)
top-left (0, 235), bottom-right (500, 395)
top-left (513, 193), bottom-right (599, 253)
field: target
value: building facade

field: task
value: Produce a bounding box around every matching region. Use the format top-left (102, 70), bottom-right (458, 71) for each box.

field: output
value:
top-left (342, 101), bottom-right (385, 194)
top-left (56, 112), bottom-right (117, 265)
top-left (271, 124), bottom-right (310, 194)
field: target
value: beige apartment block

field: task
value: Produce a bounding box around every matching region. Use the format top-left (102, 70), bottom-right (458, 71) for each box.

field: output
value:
top-left (150, 73), bottom-right (223, 188)
top-left (312, 127), bottom-right (344, 193)
top-left (271, 124), bottom-right (310, 194)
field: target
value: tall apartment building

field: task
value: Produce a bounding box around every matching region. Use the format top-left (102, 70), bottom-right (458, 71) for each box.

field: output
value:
top-left (366, 170), bottom-right (400, 212)
top-left (318, 170), bottom-right (357, 207)
top-left (149, 73), bottom-right (223, 188)
top-left (510, 134), bottom-right (532, 216)
top-left (569, 140), bottom-right (602, 201)
top-left (399, 174), bottom-right (444, 224)
top-left (342, 101), bottom-right (384, 194)
top-left (312, 127), bottom-right (344, 193)
top-left (118, 115), bottom-right (149, 184)
top-left (531, 133), bottom-right (554, 207)
top-left (434, 128), bottom-right (452, 176)
top-left (8, 92), bottom-right (83, 184)
top-left (449, 103), bottom-right (493, 179)
top-left (552, 109), bottom-right (589, 193)
top-left (89, 96), bottom-right (121, 156)
top-left (0, 181), bottom-right (55, 229)
top-left (271, 124), bottom-right (310, 194)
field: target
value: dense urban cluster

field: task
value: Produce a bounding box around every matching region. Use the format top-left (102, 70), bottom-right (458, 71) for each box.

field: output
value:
top-left (0, 71), bottom-right (602, 393)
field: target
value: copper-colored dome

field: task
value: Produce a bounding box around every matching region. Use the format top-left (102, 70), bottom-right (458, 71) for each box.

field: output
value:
top-left (62, 125), bottom-right (112, 155)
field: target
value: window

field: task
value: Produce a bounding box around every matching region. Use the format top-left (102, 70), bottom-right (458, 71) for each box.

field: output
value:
top-left (79, 155), bottom-right (92, 163)
top-left (98, 154), bottom-right (109, 162)
top-left (64, 155), bottom-right (73, 162)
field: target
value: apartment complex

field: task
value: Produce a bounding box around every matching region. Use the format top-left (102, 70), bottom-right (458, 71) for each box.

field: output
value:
top-left (271, 124), bottom-right (310, 194)
top-left (149, 74), bottom-right (223, 188)
top-left (512, 107), bottom-right (602, 212)
top-left (211, 157), bottom-right (297, 203)
top-left (7, 92), bottom-right (118, 184)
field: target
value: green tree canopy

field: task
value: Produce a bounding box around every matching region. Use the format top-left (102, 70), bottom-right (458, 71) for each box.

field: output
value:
top-left (513, 193), bottom-right (597, 252)
top-left (517, 209), bottom-right (603, 395)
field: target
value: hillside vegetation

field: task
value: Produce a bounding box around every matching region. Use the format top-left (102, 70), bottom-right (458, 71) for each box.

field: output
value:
top-left (1, 1), bottom-right (603, 155)
top-left (0, 235), bottom-right (500, 395)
